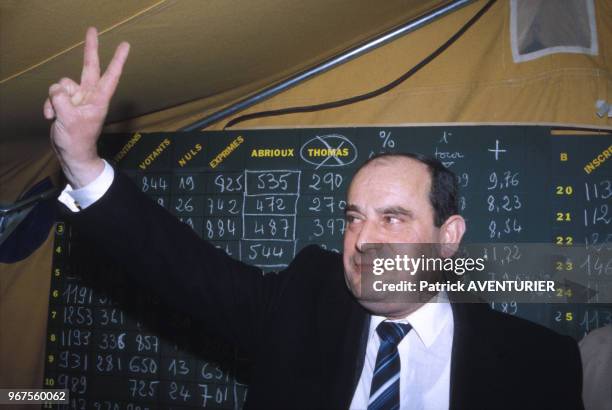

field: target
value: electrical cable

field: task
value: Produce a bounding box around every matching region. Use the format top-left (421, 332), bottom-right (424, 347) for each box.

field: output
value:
top-left (224, 0), bottom-right (496, 129)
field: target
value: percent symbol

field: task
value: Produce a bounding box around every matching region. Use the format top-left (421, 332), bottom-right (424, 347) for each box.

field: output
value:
top-left (379, 131), bottom-right (395, 148)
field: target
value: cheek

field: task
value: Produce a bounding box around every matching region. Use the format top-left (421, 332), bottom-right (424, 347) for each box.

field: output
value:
top-left (342, 244), bottom-right (353, 271)
top-left (391, 223), bottom-right (437, 243)
top-left (343, 226), bottom-right (357, 248)
top-left (413, 224), bottom-right (439, 243)
top-left (342, 233), bottom-right (357, 274)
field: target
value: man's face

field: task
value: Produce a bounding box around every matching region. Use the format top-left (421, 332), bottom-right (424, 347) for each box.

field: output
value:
top-left (342, 157), bottom-right (442, 316)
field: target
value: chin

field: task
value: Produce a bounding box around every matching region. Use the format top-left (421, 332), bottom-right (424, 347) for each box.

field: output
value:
top-left (357, 300), bottom-right (394, 316)
top-left (347, 285), bottom-right (388, 308)
top-left (358, 300), bottom-right (423, 318)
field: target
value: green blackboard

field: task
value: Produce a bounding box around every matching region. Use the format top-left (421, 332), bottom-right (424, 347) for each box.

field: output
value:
top-left (44, 125), bottom-right (611, 409)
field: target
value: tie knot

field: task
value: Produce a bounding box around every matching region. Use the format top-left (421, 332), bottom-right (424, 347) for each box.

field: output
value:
top-left (376, 321), bottom-right (412, 347)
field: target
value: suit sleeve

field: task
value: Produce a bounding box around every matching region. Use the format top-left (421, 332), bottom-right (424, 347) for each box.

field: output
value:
top-left (555, 334), bottom-right (585, 409)
top-left (60, 169), bottom-right (295, 354)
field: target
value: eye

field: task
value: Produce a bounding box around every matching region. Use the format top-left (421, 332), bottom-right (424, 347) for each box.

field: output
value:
top-left (345, 213), bottom-right (361, 224)
top-left (383, 215), bottom-right (402, 224)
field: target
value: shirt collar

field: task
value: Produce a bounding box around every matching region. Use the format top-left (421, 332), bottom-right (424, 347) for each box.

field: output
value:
top-left (368, 292), bottom-right (452, 349)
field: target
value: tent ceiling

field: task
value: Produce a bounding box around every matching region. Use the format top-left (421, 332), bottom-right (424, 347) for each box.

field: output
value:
top-left (0, 0), bottom-right (447, 141)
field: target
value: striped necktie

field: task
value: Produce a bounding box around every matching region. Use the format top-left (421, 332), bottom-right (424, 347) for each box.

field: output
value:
top-left (367, 321), bottom-right (412, 410)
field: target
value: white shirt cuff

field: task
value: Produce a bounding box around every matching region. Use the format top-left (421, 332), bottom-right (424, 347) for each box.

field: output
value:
top-left (58, 160), bottom-right (115, 212)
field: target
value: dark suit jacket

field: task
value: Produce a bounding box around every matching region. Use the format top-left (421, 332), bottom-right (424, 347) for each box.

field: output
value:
top-left (64, 171), bottom-right (584, 409)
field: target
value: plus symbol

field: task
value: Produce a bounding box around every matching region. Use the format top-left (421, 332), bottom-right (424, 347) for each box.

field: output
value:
top-left (488, 139), bottom-right (507, 160)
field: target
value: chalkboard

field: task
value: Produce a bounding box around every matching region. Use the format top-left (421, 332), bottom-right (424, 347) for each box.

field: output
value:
top-left (44, 126), bottom-right (611, 409)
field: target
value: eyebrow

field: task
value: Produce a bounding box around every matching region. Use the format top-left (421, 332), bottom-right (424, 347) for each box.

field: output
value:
top-left (344, 204), bottom-right (362, 215)
top-left (376, 206), bottom-right (413, 218)
top-left (344, 204), bottom-right (413, 218)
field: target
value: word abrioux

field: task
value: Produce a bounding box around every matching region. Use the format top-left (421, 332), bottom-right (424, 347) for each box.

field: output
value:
top-left (372, 255), bottom-right (486, 276)
top-left (251, 148), bottom-right (295, 158)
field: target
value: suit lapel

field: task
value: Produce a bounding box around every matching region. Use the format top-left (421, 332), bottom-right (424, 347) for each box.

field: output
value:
top-left (351, 313), bottom-right (371, 395)
top-left (318, 280), bottom-right (506, 409)
top-left (449, 303), bottom-right (503, 410)
top-left (317, 287), bottom-right (369, 409)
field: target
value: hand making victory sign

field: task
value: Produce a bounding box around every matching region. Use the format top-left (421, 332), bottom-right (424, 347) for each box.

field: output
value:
top-left (44, 27), bottom-right (130, 188)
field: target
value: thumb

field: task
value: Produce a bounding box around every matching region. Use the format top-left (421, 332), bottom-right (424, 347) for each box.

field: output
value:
top-left (43, 98), bottom-right (55, 119)
top-left (48, 83), bottom-right (74, 120)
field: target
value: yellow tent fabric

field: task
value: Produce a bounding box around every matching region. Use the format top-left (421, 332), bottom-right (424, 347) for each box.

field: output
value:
top-left (104, 0), bottom-right (611, 131)
top-left (0, 233), bottom-right (53, 392)
top-left (0, 0), bottom-right (610, 393)
top-left (1, 0), bottom-right (442, 138)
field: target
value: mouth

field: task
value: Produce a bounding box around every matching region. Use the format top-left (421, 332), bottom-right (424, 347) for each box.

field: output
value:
top-left (351, 257), bottom-right (373, 273)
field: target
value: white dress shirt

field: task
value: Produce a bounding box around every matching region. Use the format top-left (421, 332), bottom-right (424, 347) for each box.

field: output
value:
top-left (58, 160), bottom-right (114, 211)
top-left (350, 294), bottom-right (454, 410)
top-left (59, 162), bottom-right (455, 410)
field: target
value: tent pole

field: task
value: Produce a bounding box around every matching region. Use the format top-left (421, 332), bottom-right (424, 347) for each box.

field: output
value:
top-left (182, 0), bottom-right (474, 131)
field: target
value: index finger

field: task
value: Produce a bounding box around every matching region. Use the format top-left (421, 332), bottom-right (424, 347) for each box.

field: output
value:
top-left (81, 27), bottom-right (101, 88)
top-left (98, 41), bottom-right (130, 101)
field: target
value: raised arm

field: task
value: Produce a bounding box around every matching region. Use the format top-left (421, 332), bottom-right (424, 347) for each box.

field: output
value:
top-left (44, 29), bottom-right (315, 353)
top-left (44, 27), bottom-right (130, 188)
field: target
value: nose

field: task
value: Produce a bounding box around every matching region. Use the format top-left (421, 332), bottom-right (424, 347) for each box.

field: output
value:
top-left (355, 220), bottom-right (376, 253)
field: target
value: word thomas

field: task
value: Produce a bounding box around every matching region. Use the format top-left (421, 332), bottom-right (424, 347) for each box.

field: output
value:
top-left (306, 148), bottom-right (349, 157)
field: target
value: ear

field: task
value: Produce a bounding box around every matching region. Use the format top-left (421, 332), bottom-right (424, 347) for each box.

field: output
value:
top-left (438, 215), bottom-right (466, 257)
